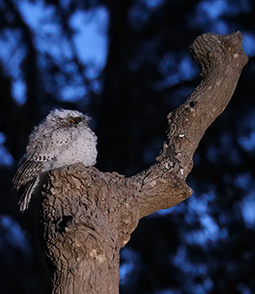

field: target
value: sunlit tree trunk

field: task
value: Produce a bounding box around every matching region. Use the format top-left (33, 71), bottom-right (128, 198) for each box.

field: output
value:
top-left (40, 32), bottom-right (248, 294)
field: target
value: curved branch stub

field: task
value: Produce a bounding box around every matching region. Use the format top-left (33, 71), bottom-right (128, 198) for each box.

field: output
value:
top-left (190, 31), bottom-right (248, 77)
top-left (157, 31), bottom-right (248, 176)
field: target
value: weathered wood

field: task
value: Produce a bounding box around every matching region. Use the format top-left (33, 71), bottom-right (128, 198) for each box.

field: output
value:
top-left (40, 32), bottom-right (248, 293)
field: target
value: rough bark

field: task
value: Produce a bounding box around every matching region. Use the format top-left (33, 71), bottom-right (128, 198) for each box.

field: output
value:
top-left (40, 32), bottom-right (248, 293)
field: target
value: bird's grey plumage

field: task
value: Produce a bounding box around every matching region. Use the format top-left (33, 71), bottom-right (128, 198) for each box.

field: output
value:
top-left (13, 109), bottom-right (97, 212)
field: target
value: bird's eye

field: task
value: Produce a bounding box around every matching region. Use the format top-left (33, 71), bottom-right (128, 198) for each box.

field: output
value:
top-left (67, 117), bottom-right (82, 124)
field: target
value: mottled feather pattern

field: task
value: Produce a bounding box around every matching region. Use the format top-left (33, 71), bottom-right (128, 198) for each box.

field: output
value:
top-left (12, 109), bottom-right (97, 212)
top-left (18, 177), bottom-right (40, 212)
top-left (13, 157), bottom-right (44, 190)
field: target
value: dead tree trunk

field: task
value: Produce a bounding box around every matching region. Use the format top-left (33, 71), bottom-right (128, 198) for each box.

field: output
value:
top-left (40, 32), bottom-right (248, 294)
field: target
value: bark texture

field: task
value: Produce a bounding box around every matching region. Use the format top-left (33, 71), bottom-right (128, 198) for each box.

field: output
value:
top-left (40, 32), bottom-right (248, 293)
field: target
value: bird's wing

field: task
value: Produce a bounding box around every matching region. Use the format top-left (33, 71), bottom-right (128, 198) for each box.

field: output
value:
top-left (12, 156), bottom-right (45, 191)
top-left (18, 176), bottom-right (40, 212)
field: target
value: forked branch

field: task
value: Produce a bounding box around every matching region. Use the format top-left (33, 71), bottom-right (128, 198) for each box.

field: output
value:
top-left (40, 32), bottom-right (248, 294)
